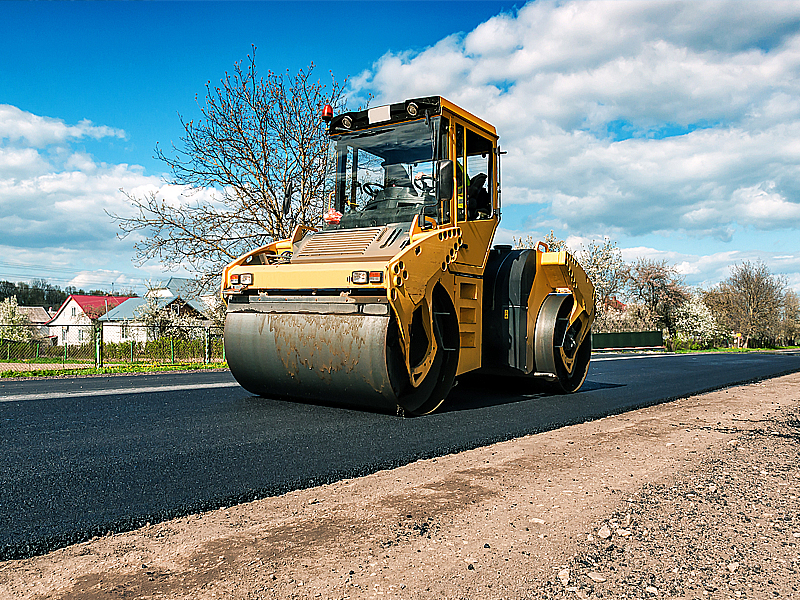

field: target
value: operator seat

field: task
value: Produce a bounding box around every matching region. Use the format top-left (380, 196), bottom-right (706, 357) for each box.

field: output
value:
top-left (384, 164), bottom-right (418, 196)
top-left (467, 173), bottom-right (490, 219)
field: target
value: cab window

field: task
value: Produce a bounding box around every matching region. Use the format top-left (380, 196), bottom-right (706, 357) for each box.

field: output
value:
top-left (455, 123), bottom-right (494, 221)
top-left (465, 129), bottom-right (493, 220)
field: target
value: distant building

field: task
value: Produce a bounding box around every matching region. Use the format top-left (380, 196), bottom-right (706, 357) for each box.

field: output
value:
top-left (47, 295), bottom-right (132, 346)
top-left (17, 306), bottom-right (54, 340)
top-left (98, 278), bottom-right (215, 343)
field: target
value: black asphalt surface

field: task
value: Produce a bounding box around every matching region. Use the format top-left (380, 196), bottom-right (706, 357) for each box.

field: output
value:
top-left (1, 352), bottom-right (799, 560)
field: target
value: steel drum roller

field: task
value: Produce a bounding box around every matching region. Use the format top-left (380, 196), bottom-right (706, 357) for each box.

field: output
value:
top-left (225, 307), bottom-right (401, 412)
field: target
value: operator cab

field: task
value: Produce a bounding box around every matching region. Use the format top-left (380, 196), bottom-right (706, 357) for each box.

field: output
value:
top-left (325, 96), bottom-right (498, 232)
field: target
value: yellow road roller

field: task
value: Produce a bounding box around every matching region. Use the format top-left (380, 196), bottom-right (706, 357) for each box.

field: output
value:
top-left (221, 96), bottom-right (595, 415)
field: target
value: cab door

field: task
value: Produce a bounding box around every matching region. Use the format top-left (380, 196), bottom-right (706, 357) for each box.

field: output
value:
top-left (451, 118), bottom-right (498, 271)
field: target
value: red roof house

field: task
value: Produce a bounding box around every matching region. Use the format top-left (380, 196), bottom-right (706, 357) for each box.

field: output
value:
top-left (46, 295), bottom-right (133, 345)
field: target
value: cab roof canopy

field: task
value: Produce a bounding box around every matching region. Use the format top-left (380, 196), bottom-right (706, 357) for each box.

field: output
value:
top-left (329, 96), bottom-right (497, 139)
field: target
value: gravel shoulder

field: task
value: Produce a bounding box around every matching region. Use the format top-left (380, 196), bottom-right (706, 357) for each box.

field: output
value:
top-left (1, 373), bottom-right (798, 600)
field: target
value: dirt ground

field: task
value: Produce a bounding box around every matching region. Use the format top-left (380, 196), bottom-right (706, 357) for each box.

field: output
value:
top-left (1, 372), bottom-right (798, 600)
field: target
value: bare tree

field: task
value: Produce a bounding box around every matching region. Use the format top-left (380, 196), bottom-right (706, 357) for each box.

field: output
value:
top-left (625, 258), bottom-right (689, 336)
top-left (593, 302), bottom-right (659, 334)
top-left (514, 233), bottom-right (627, 325)
top-left (780, 290), bottom-right (800, 346)
top-left (513, 230), bottom-right (569, 252)
top-left (704, 261), bottom-right (786, 348)
top-left (578, 237), bottom-right (626, 317)
top-left (111, 48), bottom-right (347, 287)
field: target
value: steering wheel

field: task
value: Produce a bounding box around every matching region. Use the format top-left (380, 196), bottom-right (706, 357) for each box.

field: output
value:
top-left (362, 182), bottom-right (385, 197)
top-left (413, 174), bottom-right (435, 193)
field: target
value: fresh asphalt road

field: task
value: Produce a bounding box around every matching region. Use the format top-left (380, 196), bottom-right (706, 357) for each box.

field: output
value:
top-left (2, 351), bottom-right (799, 560)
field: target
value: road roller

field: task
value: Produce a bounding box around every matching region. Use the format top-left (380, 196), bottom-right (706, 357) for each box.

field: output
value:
top-left (221, 96), bottom-right (595, 415)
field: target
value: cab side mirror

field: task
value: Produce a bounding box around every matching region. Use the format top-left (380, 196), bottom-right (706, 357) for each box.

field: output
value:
top-left (437, 160), bottom-right (454, 201)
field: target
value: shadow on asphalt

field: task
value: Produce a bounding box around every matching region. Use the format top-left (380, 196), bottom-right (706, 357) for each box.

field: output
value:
top-left (439, 374), bottom-right (626, 413)
top-left (236, 376), bottom-right (628, 416)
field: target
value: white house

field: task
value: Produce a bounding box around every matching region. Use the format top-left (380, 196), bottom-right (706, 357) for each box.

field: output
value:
top-left (98, 278), bottom-right (214, 343)
top-left (46, 295), bottom-right (131, 346)
top-left (18, 306), bottom-right (55, 340)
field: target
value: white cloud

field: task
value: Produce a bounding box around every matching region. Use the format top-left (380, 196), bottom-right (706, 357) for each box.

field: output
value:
top-left (352, 0), bottom-right (800, 288)
top-left (0, 161), bottom-right (162, 248)
top-left (0, 104), bottom-right (125, 147)
top-left (0, 105), bottom-right (201, 292)
top-left (0, 146), bottom-right (47, 178)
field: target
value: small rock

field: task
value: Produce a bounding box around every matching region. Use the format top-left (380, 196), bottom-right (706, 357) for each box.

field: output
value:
top-left (617, 528), bottom-right (631, 537)
top-left (728, 562), bottom-right (739, 573)
top-left (484, 543), bottom-right (490, 548)
top-left (598, 525), bottom-right (612, 539)
top-left (531, 518), bottom-right (546, 524)
top-left (558, 568), bottom-right (570, 586)
top-left (587, 571), bottom-right (607, 582)
top-left (645, 585), bottom-right (658, 595)
top-left (468, 564), bottom-right (475, 570)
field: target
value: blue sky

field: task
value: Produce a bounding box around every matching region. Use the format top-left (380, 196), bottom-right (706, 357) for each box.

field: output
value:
top-left (1, 1), bottom-right (511, 175)
top-left (2, 0), bottom-right (800, 295)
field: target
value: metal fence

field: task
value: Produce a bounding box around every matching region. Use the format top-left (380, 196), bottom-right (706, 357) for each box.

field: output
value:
top-left (591, 330), bottom-right (664, 349)
top-left (0, 324), bottom-right (225, 373)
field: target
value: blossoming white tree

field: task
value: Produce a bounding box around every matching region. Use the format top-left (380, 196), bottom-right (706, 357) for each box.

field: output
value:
top-left (0, 296), bottom-right (34, 342)
top-left (672, 292), bottom-right (726, 349)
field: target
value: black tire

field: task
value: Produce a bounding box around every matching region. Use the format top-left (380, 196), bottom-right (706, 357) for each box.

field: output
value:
top-left (535, 293), bottom-right (591, 394)
top-left (553, 326), bottom-right (591, 393)
top-left (388, 288), bottom-right (459, 416)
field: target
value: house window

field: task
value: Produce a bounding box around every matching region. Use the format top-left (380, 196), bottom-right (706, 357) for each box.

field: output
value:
top-left (78, 329), bottom-right (85, 342)
top-left (62, 327), bottom-right (67, 343)
top-left (121, 322), bottom-right (129, 339)
top-left (71, 306), bottom-right (77, 317)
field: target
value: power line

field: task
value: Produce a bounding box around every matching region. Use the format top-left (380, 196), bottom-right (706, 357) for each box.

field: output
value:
top-left (0, 266), bottom-right (152, 292)
top-left (0, 259), bottom-right (144, 280)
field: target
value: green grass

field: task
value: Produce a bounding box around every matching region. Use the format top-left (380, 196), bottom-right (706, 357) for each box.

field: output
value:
top-left (0, 357), bottom-right (92, 364)
top-left (1, 362), bottom-right (228, 378)
top-left (672, 346), bottom-right (799, 354)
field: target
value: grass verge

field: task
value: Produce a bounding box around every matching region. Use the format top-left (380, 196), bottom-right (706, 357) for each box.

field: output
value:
top-left (1, 363), bottom-right (228, 379)
top-left (672, 346), bottom-right (799, 354)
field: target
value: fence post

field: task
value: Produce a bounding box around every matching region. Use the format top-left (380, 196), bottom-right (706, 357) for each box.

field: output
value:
top-left (63, 341), bottom-right (67, 366)
top-left (222, 338), bottom-right (225, 363)
top-left (95, 322), bottom-right (103, 369)
top-left (170, 338), bottom-right (175, 364)
top-left (130, 340), bottom-right (134, 364)
top-left (36, 342), bottom-right (40, 359)
top-left (204, 327), bottom-right (210, 365)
